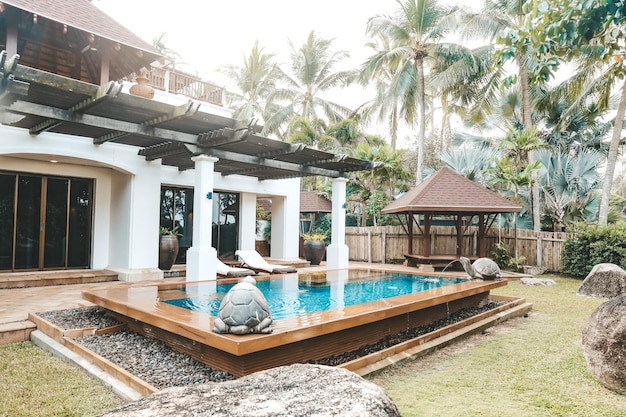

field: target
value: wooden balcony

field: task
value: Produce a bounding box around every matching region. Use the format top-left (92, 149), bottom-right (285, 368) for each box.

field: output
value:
top-left (142, 66), bottom-right (224, 106)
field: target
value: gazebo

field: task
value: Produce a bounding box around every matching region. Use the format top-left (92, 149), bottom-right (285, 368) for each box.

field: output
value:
top-left (381, 167), bottom-right (522, 269)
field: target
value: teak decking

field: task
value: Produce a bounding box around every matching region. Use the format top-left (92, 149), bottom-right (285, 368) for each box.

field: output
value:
top-left (82, 273), bottom-right (506, 377)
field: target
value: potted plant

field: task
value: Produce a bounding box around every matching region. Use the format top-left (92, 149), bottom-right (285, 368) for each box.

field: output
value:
top-left (302, 233), bottom-right (327, 266)
top-left (159, 226), bottom-right (181, 271)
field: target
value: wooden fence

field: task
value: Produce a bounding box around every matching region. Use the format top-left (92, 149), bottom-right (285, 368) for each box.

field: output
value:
top-left (345, 226), bottom-right (568, 272)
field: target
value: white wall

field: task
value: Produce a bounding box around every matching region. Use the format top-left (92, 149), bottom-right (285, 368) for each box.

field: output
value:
top-left (1, 126), bottom-right (303, 279)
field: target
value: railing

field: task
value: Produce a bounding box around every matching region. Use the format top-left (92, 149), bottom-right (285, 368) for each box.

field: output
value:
top-left (142, 66), bottom-right (224, 106)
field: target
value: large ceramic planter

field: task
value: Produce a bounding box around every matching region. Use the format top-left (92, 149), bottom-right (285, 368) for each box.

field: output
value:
top-left (159, 235), bottom-right (179, 271)
top-left (303, 240), bottom-right (326, 266)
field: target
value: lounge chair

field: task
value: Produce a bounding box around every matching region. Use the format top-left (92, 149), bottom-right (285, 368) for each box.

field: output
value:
top-left (235, 250), bottom-right (298, 274)
top-left (216, 258), bottom-right (256, 277)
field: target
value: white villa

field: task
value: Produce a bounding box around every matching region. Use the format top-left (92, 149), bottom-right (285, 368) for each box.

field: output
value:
top-left (0, 0), bottom-right (372, 281)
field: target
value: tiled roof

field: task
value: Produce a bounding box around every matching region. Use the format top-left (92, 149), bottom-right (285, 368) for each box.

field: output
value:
top-left (3, 0), bottom-right (158, 53)
top-left (381, 167), bottom-right (521, 214)
top-left (300, 191), bottom-right (332, 213)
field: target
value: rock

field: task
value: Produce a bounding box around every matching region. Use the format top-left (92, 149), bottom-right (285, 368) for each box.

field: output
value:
top-left (582, 294), bottom-right (626, 395)
top-left (578, 263), bottom-right (626, 299)
top-left (97, 363), bottom-right (401, 417)
top-left (520, 277), bottom-right (556, 286)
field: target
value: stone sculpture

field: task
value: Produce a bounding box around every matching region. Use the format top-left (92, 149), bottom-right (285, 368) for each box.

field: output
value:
top-left (213, 276), bottom-right (273, 334)
top-left (459, 257), bottom-right (501, 280)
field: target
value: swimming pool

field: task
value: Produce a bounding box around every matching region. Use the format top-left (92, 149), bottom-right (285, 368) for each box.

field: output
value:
top-left (163, 272), bottom-right (465, 320)
top-left (82, 267), bottom-right (509, 377)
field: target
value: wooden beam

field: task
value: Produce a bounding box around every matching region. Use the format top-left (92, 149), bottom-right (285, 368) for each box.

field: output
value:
top-left (13, 64), bottom-right (98, 96)
top-left (205, 148), bottom-right (343, 178)
top-left (29, 81), bottom-right (123, 135)
top-left (139, 141), bottom-right (190, 160)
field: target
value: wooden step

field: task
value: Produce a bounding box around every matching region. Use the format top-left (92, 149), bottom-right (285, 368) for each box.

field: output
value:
top-left (0, 270), bottom-right (118, 289)
top-left (0, 320), bottom-right (37, 345)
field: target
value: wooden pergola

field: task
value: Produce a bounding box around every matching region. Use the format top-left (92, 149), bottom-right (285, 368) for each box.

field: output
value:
top-left (381, 168), bottom-right (522, 268)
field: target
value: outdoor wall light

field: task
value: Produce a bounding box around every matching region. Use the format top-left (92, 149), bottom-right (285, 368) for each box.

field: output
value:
top-left (206, 192), bottom-right (213, 200)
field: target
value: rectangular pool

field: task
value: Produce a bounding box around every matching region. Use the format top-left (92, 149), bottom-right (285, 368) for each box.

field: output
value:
top-left (82, 268), bottom-right (507, 377)
top-left (162, 270), bottom-right (465, 320)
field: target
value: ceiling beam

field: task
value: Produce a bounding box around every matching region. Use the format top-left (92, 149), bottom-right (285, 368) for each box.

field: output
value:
top-left (29, 80), bottom-right (123, 135)
top-left (139, 141), bottom-right (190, 160)
top-left (204, 148), bottom-right (343, 178)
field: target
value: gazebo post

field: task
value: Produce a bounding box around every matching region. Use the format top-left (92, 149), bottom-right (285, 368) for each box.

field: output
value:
top-left (407, 213), bottom-right (414, 254)
top-left (455, 215), bottom-right (463, 256)
top-left (478, 214), bottom-right (486, 257)
top-left (423, 214), bottom-right (431, 257)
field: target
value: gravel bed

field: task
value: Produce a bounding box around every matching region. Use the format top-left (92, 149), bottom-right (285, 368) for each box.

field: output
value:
top-left (37, 300), bottom-right (508, 389)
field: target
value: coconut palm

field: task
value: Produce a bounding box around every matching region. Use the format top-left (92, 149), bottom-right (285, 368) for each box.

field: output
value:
top-left (560, 44), bottom-right (626, 224)
top-left (363, 0), bottom-right (458, 184)
top-left (219, 41), bottom-right (280, 126)
top-left (459, 0), bottom-right (553, 232)
top-left (349, 142), bottom-right (412, 226)
top-left (263, 31), bottom-right (356, 137)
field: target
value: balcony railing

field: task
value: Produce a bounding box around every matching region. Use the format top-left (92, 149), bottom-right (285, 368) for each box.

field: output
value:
top-left (142, 66), bottom-right (224, 106)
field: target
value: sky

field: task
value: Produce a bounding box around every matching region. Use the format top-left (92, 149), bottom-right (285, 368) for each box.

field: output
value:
top-left (95, 1), bottom-right (400, 104)
top-left (94, 0), bottom-right (462, 144)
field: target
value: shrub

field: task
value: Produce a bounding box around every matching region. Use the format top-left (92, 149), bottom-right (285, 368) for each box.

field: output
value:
top-left (562, 222), bottom-right (626, 277)
top-left (491, 242), bottom-right (525, 272)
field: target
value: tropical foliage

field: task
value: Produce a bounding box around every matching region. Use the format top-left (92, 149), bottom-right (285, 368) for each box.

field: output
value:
top-left (220, 0), bottom-right (626, 229)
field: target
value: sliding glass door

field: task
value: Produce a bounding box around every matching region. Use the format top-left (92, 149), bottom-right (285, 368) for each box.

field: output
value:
top-left (0, 172), bottom-right (93, 271)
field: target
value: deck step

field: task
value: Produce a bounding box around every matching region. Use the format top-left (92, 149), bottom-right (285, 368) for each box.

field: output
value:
top-left (0, 320), bottom-right (37, 345)
top-left (0, 270), bottom-right (118, 289)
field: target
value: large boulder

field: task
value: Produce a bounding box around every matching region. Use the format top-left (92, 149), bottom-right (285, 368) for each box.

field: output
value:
top-left (98, 364), bottom-right (401, 417)
top-left (578, 263), bottom-right (626, 299)
top-left (582, 294), bottom-right (626, 395)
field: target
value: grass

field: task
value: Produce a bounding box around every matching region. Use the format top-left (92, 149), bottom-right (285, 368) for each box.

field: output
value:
top-left (367, 276), bottom-right (626, 417)
top-left (1, 276), bottom-right (625, 416)
top-left (0, 342), bottom-right (124, 417)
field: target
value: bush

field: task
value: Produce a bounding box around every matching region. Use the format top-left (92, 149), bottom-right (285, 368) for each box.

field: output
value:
top-left (562, 222), bottom-right (626, 277)
top-left (491, 242), bottom-right (525, 272)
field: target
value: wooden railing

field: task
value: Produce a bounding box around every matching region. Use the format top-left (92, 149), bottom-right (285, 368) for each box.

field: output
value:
top-left (346, 226), bottom-right (568, 272)
top-left (142, 66), bottom-right (224, 106)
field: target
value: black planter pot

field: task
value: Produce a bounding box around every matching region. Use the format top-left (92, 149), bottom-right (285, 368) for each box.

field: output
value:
top-left (159, 235), bottom-right (179, 270)
top-left (303, 240), bottom-right (326, 265)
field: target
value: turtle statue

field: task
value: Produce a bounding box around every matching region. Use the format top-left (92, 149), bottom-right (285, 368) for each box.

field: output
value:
top-left (459, 257), bottom-right (502, 281)
top-left (213, 276), bottom-right (273, 335)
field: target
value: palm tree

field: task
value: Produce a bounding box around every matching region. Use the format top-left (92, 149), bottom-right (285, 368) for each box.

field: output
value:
top-left (363, 0), bottom-right (457, 184)
top-left (562, 44), bottom-right (626, 224)
top-left (263, 31), bottom-right (356, 136)
top-left (357, 34), bottom-right (402, 151)
top-left (350, 142), bottom-right (412, 226)
top-left (459, 0), bottom-right (549, 232)
top-left (218, 41), bottom-right (280, 126)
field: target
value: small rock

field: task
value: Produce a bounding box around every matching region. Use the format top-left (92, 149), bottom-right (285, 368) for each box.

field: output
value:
top-left (520, 277), bottom-right (556, 286)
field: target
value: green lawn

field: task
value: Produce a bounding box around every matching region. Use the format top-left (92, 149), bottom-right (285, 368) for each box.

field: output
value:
top-left (0, 342), bottom-right (124, 417)
top-left (368, 276), bottom-right (626, 417)
top-left (1, 276), bottom-right (625, 417)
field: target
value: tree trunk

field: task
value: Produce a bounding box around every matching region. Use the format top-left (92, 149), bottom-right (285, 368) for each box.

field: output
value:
top-left (390, 105), bottom-right (398, 151)
top-left (598, 79), bottom-right (626, 224)
top-left (416, 58), bottom-right (426, 184)
top-left (517, 55), bottom-right (541, 233)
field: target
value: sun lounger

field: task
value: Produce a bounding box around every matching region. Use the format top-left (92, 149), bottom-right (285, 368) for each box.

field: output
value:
top-left (216, 258), bottom-right (256, 277)
top-left (235, 250), bottom-right (298, 274)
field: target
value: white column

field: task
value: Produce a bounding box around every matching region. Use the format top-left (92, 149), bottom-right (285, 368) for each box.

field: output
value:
top-left (239, 192), bottom-right (257, 251)
top-left (186, 155), bottom-right (219, 281)
top-left (327, 177), bottom-right (349, 269)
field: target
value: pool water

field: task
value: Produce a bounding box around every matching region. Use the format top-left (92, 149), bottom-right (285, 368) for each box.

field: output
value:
top-left (163, 271), bottom-right (465, 320)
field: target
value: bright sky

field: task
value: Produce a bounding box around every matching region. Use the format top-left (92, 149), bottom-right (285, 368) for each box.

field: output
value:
top-left (94, 0), bottom-right (463, 144)
top-left (95, 1), bottom-right (400, 101)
